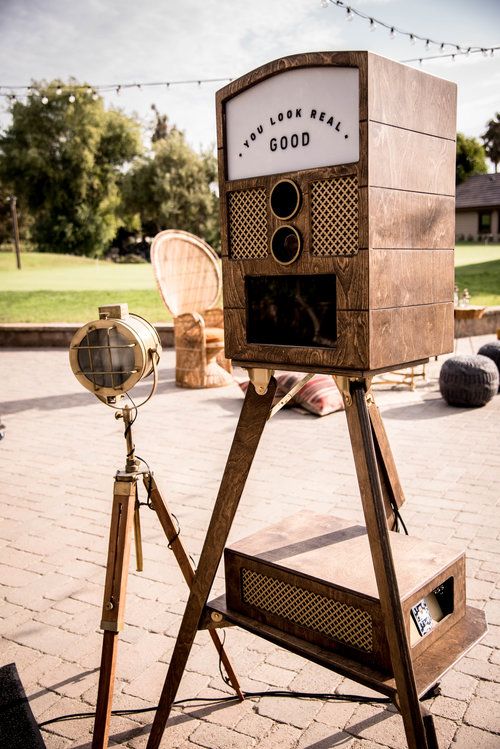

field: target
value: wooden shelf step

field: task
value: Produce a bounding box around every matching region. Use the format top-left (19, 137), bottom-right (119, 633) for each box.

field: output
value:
top-left (205, 596), bottom-right (487, 700)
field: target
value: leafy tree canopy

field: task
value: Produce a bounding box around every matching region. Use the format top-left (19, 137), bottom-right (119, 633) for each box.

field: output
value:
top-left (0, 79), bottom-right (142, 256)
top-left (456, 132), bottom-right (488, 185)
top-left (482, 113), bottom-right (500, 173)
top-left (122, 111), bottom-right (220, 250)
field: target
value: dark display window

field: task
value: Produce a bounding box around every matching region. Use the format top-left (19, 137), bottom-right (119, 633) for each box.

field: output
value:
top-left (478, 211), bottom-right (492, 234)
top-left (246, 274), bottom-right (337, 348)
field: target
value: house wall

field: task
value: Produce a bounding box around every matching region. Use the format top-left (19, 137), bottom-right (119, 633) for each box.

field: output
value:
top-left (456, 211), bottom-right (477, 238)
top-left (493, 209), bottom-right (499, 234)
top-left (456, 208), bottom-right (500, 240)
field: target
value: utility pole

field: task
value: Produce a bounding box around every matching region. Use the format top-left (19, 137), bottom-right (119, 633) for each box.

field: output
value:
top-left (9, 195), bottom-right (21, 270)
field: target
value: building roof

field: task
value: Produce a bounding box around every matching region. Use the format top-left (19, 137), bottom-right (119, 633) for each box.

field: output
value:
top-left (456, 173), bottom-right (500, 209)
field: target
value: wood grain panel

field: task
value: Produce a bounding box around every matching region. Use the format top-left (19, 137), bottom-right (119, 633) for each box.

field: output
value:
top-left (224, 306), bottom-right (369, 371)
top-left (368, 122), bottom-right (455, 195)
top-left (369, 250), bottom-right (454, 309)
top-left (369, 302), bottom-right (454, 369)
top-left (368, 188), bottom-right (455, 249)
top-left (222, 250), bottom-right (369, 311)
top-left (367, 52), bottom-right (457, 139)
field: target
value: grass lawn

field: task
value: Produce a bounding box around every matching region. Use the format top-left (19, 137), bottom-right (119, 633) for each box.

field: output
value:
top-left (455, 244), bottom-right (500, 306)
top-left (0, 245), bottom-right (499, 322)
top-left (0, 252), bottom-right (169, 323)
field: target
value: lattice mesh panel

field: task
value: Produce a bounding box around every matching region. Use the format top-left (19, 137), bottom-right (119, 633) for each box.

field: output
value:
top-left (228, 188), bottom-right (268, 259)
top-left (241, 568), bottom-right (373, 652)
top-left (311, 175), bottom-right (359, 257)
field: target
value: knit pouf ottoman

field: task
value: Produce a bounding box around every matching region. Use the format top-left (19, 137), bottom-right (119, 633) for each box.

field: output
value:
top-left (478, 341), bottom-right (500, 391)
top-left (439, 354), bottom-right (499, 407)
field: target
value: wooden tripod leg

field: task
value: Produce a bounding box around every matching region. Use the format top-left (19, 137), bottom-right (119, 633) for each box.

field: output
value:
top-left (92, 476), bottom-right (137, 749)
top-left (367, 393), bottom-right (406, 528)
top-left (344, 381), bottom-right (433, 749)
top-left (146, 378), bottom-right (277, 749)
top-left (143, 474), bottom-right (244, 700)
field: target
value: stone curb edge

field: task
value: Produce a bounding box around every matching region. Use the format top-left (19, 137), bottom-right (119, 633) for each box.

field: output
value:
top-left (1, 307), bottom-right (499, 347)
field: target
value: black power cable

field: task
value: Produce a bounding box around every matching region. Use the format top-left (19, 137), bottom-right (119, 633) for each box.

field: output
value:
top-left (38, 690), bottom-right (391, 729)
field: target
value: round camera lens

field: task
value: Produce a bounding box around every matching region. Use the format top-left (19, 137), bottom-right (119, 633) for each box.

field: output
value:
top-left (270, 180), bottom-right (301, 220)
top-left (271, 226), bottom-right (302, 265)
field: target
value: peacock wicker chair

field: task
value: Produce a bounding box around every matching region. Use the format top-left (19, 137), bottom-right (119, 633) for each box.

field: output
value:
top-left (151, 229), bottom-right (233, 388)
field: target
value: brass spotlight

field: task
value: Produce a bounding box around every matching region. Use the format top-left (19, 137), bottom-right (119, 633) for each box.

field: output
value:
top-left (69, 303), bottom-right (161, 405)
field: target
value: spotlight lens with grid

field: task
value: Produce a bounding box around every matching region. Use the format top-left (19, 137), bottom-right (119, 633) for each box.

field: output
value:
top-left (69, 305), bottom-right (161, 398)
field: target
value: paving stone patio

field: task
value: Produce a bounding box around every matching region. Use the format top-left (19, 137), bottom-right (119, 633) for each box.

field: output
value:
top-left (0, 337), bottom-right (499, 748)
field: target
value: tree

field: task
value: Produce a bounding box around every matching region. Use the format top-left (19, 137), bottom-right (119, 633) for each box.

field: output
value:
top-left (482, 113), bottom-right (500, 173)
top-left (0, 80), bottom-right (142, 256)
top-left (455, 133), bottom-right (488, 185)
top-left (122, 113), bottom-right (220, 249)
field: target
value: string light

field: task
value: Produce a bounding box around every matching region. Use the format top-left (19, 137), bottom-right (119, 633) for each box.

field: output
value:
top-left (0, 77), bottom-right (234, 101)
top-left (327, 0), bottom-right (496, 56)
top-left (1, 36), bottom-right (498, 108)
top-left (403, 46), bottom-right (500, 63)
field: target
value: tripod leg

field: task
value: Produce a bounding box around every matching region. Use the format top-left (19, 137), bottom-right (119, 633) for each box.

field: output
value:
top-left (92, 476), bottom-right (137, 749)
top-left (144, 473), bottom-right (244, 700)
top-left (344, 381), bottom-right (433, 749)
top-left (367, 392), bottom-right (406, 527)
top-left (146, 377), bottom-right (277, 749)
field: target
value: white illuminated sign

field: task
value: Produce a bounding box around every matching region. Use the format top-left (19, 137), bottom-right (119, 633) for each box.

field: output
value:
top-left (225, 67), bottom-right (359, 181)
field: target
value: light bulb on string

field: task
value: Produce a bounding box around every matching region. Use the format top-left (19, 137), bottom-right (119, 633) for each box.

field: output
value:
top-left (491, 48), bottom-right (495, 57)
top-left (56, 87), bottom-right (62, 95)
top-left (389, 27), bottom-right (395, 40)
top-left (369, 18), bottom-right (376, 32)
top-left (41, 96), bottom-right (48, 104)
top-left (68, 94), bottom-right (76, 103)
top-left (345, 7), bottom-right (353, 22)
top-left (320, 0), bottom-right (328, 7)
top-left (425, 40), bottom-right (430, 51)
top-left (409, 34), bottom-right (416, 45)
top-left (92, 92), bottom-right (99, 100)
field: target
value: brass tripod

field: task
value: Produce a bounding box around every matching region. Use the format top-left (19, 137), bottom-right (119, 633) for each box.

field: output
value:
top-left (91, 405), bottom-right (243, 749)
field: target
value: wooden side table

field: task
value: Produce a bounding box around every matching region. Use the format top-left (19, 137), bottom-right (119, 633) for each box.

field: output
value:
top-left (454, 306), bottom-right (486, 352)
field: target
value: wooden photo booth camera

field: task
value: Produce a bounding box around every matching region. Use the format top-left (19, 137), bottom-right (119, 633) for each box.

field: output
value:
top-left (145, 52), bottom-right (487, 749)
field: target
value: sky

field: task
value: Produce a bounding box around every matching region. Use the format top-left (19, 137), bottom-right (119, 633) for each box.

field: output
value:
top-left (0, 0), bottom-right (499, 155)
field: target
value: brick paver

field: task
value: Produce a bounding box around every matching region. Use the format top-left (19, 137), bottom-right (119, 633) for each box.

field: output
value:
top-left (0, 337), bottom-right (499, 749)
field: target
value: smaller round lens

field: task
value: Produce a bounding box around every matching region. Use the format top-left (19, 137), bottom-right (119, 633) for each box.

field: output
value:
top-left (270, 180), bottom-right (301, 220)
top-left (271, 226), bottom-right (302, 265)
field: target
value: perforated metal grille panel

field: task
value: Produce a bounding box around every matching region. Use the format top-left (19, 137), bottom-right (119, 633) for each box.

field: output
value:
top-left (311, 175), bottom-right (359, 257)
top-left (228, 188), bottom-right (268, 259)
top-left (241, 568), bottom-right (372, 652)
